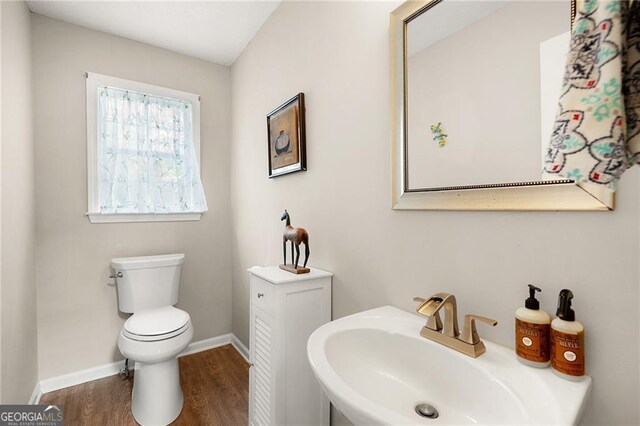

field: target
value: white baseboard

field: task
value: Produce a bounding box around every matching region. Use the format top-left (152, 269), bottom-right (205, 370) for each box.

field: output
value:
top-left (231, 335), bottom-right (250, 363)
top-left (179, 333), bottom-right (233, 358)
top-left (39, 358), bottom-right (128, 395)
top-left (36, 333), bottom-right (246, 397)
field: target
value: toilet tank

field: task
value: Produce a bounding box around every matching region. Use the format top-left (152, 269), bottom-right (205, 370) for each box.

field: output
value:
top-left (111, 253), bottom-right (185, 313)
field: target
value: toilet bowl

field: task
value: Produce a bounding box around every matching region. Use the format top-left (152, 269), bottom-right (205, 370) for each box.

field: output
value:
top-left (112, 254), bottom-right (193, 426)
top-left (118, 307), bottom-right (193, 425)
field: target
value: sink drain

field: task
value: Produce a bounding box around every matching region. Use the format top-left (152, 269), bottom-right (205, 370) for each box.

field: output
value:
top-left (415, 403), bottom-right (439, 419)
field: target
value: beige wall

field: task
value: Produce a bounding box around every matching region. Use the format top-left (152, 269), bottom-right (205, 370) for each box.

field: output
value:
top-left (1, 0), bottom-right (39, 403)
top-left (230, 2), bottom-right (639, 425)
top-left (0, 1), bottom-right (4, 403)
top-left (32, 15), bottom-right (232, 380)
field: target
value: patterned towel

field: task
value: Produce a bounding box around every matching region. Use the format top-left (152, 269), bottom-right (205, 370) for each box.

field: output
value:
top-left (544, 0), bottom-right (640, 190)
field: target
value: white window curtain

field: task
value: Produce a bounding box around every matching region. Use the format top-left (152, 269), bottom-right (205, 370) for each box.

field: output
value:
top-left (97, 86), bottom-right (208, 214)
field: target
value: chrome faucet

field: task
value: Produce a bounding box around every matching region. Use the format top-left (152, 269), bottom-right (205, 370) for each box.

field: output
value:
top-left (413, 293), bottom-right (497, 358)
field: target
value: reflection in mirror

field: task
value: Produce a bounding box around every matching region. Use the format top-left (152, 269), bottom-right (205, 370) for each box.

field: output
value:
top-left (391, 0), bottom-right (613, 209)
top-left (406, 1), bottom-right (570, 189)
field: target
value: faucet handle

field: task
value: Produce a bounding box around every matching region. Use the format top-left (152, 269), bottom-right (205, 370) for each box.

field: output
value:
top-left (460, 314), bottom-right (497, 345)
top-left (413, 296), bottom-right (443, 331)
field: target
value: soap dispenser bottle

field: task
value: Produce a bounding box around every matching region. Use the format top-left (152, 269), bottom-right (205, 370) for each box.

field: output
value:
top-left (515, 284), bottom-right (551, 367)
top-left (550, 289), bottom-right (585, 381)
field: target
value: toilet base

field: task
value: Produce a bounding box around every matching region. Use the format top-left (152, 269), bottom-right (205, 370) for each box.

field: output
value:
top-left (131, 358), bottom-right (184, 425)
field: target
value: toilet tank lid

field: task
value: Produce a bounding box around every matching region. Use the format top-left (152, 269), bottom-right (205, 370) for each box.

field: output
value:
top-left (111, 253), bottom-right (185, 270)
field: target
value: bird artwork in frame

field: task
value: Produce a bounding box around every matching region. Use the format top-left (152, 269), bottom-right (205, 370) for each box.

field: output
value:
top-left (267, 93), bottom-right (307, 178)
top-left (279, 209), bottom-right (310, 274)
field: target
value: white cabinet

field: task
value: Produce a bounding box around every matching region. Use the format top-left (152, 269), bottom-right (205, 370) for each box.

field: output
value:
top-left (248, 266), bottom-right (332, 426)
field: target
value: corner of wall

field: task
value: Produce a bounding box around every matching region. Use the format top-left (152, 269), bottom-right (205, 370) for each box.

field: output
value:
top-left (0, 0), bottom-right (39, 403)
top-left (0, 0), bottom-right (4, 404)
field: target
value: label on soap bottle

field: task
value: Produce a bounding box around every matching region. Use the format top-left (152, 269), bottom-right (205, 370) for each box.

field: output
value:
top-left (550, 329), bottom-right (585, 376)
top-left (515, 319), bottom-right (550, 362)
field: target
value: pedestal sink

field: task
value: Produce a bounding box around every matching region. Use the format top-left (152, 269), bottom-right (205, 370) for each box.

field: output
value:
top-left (307, 306), bottom-right (591, 425)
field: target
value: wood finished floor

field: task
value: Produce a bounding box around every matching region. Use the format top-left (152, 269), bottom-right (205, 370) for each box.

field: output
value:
top-left (40, 344), bottom-right (249, 426)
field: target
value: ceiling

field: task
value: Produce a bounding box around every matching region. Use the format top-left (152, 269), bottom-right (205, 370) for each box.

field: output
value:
top-left (26, 1), bottom-right (281, 66)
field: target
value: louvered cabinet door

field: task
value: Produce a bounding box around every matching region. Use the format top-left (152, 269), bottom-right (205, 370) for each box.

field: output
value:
top-left (249, 305), bottom-right (277, 426)
top-left (248, 266), bottom-right (332, 426)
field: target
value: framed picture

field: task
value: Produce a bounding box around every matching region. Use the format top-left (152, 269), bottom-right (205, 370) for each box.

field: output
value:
top-left (267, 93), bottom-right (306, 178)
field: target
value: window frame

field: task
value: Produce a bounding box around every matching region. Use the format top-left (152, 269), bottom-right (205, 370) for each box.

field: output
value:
top-left (86, 72), bottom-right (203, 223)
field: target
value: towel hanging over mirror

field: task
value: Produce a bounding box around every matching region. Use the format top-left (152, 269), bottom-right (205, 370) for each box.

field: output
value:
top-left (544, 0), bottom-right (639, 190)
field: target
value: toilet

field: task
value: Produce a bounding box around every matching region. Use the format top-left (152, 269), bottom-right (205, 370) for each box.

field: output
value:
top-left (112, 253), bottom-right (193, 426)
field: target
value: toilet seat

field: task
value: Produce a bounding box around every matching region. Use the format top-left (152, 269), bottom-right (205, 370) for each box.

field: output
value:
top-left (123, 306), bottom-right (191, 342)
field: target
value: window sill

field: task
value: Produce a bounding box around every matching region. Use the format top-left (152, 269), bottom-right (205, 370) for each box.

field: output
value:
top-left (87, 212), bottom-right (202, 224)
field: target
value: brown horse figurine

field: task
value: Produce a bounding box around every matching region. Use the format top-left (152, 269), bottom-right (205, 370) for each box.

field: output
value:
top-left (281, 210), bottom-right (309, 269)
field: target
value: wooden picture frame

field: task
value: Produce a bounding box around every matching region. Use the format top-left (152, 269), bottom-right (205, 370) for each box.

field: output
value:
top-left (267, 93), bottom-right (306, 178)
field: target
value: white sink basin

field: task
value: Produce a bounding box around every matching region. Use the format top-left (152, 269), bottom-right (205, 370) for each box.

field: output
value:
top-left (307, 306), bottom-right (591, 425)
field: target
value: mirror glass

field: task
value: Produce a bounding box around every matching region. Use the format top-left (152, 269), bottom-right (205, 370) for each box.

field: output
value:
top-left (406, 1), bottom-right (571, 189)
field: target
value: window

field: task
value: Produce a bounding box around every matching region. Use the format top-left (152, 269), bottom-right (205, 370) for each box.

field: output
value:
top-left (86, 73), bottom-right (207, 223)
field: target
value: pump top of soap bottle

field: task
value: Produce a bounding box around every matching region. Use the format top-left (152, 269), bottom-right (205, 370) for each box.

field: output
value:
top-left (525, 284), bottom-right (542, 310)
top-left (556, 289), bottom-right (575, 321)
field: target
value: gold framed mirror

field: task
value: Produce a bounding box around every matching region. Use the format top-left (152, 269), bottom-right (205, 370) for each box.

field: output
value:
top-left (390, 0), bottom-right (614, 210)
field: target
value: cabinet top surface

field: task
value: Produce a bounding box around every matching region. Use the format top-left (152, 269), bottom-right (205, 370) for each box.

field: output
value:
top-left (248, 266), bottom-right (333, 284)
